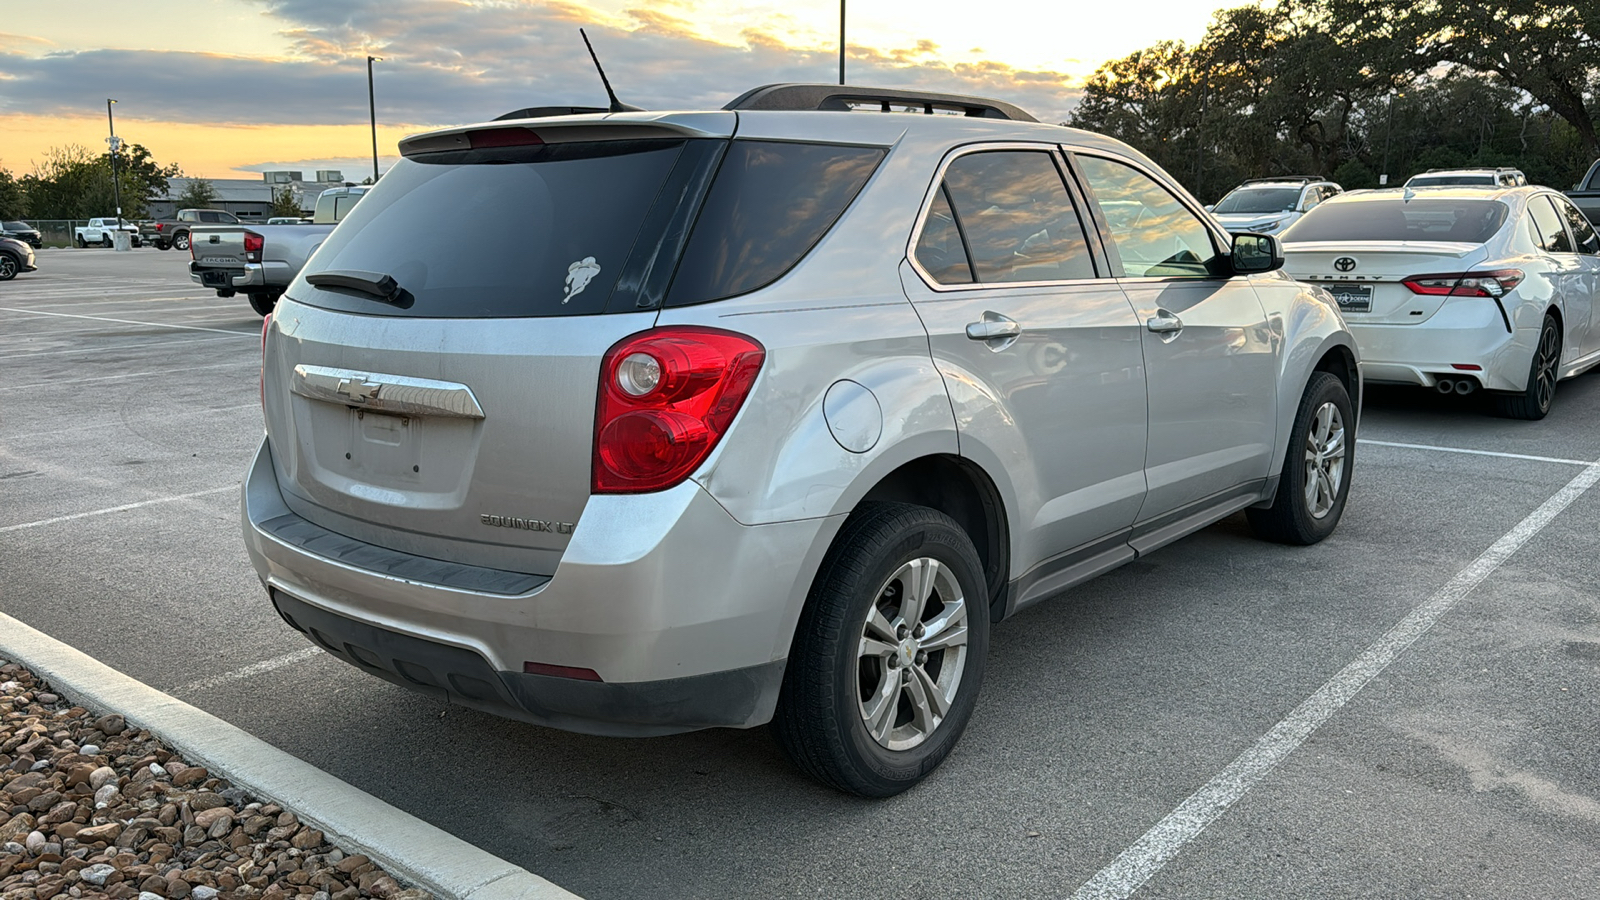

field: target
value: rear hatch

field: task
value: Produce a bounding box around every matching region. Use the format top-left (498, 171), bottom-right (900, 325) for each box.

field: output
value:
top-left (1281, 196), bottom-right (1507, 324)
top-left (264, 114), bottom-right (736, 576)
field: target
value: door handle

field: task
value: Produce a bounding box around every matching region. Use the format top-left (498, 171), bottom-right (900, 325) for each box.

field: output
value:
top-left (1146, 310), bottom-right (1183, 334)
top-left (966, 313), bottom-right (1021, 342)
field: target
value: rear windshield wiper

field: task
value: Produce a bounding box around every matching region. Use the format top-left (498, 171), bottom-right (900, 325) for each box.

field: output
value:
top-left (305, 270), bottom-right (411, 306)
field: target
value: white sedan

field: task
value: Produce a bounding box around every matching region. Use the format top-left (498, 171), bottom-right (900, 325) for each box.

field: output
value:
top-left (1280, 185), bottom-right (1600, 419)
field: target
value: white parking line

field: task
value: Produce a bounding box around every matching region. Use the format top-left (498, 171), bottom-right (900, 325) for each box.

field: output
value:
top-left (0, 307), bottom-right (257, 337)
top-left (1359, 438), bottom-right (1592, 467)
top-left (177, 646), bottom-right (325, 694)
top-left (0, 334), bottom-right (247, 361)
top-left (0, 361), bottom-right (253, 391)
top-left (1069, 454), bottom-right (1600, 900)
top-left (0, 486), bottom-right (235, 533)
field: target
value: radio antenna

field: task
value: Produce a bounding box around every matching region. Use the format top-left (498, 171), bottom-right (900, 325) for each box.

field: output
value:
top-left (580, 28), bottom-right (641, 113)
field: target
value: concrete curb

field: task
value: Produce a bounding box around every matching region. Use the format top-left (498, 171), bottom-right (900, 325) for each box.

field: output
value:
top-left (0, 611), bottom-right (581, 900)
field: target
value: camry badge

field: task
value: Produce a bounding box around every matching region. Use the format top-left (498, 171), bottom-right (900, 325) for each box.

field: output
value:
top-left (1334, 256), bottom-right (1358, 273)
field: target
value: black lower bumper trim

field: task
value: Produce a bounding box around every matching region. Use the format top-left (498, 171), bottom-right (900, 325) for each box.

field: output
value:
top-left (270, 589), bottom-right (785, 737)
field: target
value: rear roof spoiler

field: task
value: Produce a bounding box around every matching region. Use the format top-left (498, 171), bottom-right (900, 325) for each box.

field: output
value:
top-left (724, 83), bottom-right (1038, 122)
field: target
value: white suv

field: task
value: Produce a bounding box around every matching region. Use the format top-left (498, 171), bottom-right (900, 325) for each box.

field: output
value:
top-left (1209, 177), bottom-right (1343, 236)
top-left (244, 84), bottom-right (1361, 796)
top-left (1405, 167), bottom-right (1527, 188)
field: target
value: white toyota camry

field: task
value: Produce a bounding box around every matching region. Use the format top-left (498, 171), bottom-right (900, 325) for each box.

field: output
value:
top-left (1280, 185), bottom-right (1600, 419)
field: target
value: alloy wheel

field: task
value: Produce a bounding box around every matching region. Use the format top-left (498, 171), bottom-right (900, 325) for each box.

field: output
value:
top-left (1302, 401), bottom-right (1346, 519)
top-left (0, 256), bottom-right (15, 279)
top-left (856, 557), bottom-right (970, 751)
top-left (1534, 323), bottom-right (1559, 412)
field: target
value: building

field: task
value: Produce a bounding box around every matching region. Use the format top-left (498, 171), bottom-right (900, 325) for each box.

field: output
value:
top-left (150, 172), bottom-right (354, 220)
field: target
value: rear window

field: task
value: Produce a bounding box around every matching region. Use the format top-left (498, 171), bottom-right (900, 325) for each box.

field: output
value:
top-left (1213, 188), bottom-right (1299, 215)
top-left (1406, 175), bottom-right (1492, 187)
top-left (3, 222), bottom-right (27, 230)
top-left (1282, 198), bottom-right (1509, 244)
top-left (294, 140), bottom-right (698, 317)
top-left (666, 141), bottom-right (885, 306)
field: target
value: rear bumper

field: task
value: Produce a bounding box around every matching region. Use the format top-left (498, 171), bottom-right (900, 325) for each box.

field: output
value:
top-left (1348, 299), bottom-right (1535, 392)
top-left (190, 261), bottom-right (293, 292)
top-left (240, 437), bottom-right (837, 736)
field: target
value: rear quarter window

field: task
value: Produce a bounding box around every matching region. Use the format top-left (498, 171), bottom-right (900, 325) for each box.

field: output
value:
top-left (1283, 199), bottom-right (1509, 244)
top-left (665, 140), bottom-right (885, 306)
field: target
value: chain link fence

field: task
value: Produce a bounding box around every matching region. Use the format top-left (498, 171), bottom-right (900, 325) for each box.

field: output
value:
top-left (16, 220), bottom-right (169, 249)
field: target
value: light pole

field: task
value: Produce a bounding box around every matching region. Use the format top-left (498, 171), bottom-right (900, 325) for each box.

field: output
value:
top-left (1381, 90), bottom-right (1403, 186)
top-left (367, 56), bottom-right (382, 183)
top-left (106, 99), bottom-right (123, 229)
top-left (839, 0), bottom-right (846, 85)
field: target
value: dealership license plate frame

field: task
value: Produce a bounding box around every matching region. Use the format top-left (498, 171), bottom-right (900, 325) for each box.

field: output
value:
top-left (1328, 282), bottom-right (1373, 313)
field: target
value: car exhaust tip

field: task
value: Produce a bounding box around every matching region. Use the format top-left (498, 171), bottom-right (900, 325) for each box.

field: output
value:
top-left (1436, 379), bottom-right (1455, 394)
top-left (1454, 379), bottom-right (1476, 395)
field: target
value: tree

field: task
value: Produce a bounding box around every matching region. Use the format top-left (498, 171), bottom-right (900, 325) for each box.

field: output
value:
top-left (0, 166), bottom-right (24, 220)
top-left (270, 186), bottom-right (303, 218)
top-left (17, 143), bottom-right (180, 218)
top-left (176, 179), bottom-right (219, 210)
top-left (105, 144), bottom-right (181, 214)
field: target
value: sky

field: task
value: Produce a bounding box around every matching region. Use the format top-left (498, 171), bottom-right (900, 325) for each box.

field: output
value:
top-left (0, 0), bottom-right (1229, 180)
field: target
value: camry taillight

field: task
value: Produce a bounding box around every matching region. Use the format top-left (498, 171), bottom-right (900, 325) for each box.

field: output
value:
top-left (592, 327), bottom-right (765, 494)
top-left (244, 231), bottom-right (263, 263)
top-left (1403, 269), bottom-right (1525, 298)
top-left (260, 313), bottom-right (271, 409)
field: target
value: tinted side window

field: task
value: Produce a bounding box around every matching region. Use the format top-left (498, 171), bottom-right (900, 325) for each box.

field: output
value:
top-left (1529, 196), bottom-right (1574, 253)
top-left (915, 186), bottom-right (974, 284)
top-left (1556, 196), bottom-right (1599, 254)
top-left (199, 212), bottom-right (221, 223)
top-left (667, 141), bottom-right (885, 306)
top-left (939, 150), bottom-right (1094, 284)
top-left (1076, 155), bottom-right (1219, 278)
top-left (1301, 189), bottom-right (1320, 211)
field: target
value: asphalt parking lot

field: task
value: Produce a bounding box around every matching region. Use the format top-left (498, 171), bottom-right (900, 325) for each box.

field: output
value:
top-left (3, 249), bottom-right (1599, 899)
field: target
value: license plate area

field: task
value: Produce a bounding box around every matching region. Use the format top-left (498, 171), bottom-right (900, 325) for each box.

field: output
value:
top-left (200, 269), bottom-right (232, 287)
top-left (1328, 282), bottom-right (1373, 313)
top-left (349, 409), bottom-right (422, 486)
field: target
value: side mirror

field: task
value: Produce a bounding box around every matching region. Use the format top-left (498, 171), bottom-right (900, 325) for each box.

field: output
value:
top-left (1231, 232), bottom-right (1284, 274)
top-left (1203, 204), bottom-right (1215, 212)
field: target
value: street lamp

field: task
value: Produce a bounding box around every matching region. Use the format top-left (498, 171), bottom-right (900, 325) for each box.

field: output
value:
top-left (367, 56), bottom-right (383, 183)
top-left (1381, 90), bottom-right (1404, 186)
top-left (106, 99), bottom-right (123, 229)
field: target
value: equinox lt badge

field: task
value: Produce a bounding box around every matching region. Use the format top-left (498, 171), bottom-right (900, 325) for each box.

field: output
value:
top-left (481, 514), bottom-right (574, 535)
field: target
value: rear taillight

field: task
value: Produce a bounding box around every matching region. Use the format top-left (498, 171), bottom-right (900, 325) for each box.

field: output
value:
top-left (1403, 269), bottom-right (1524, 298)
top-left (244, 231), bottom-right (263, 264)
top-left (155, 223), bottom-right (165, 232)
top-left (260, 313), bottom-right (271, 409)
top-left (592, 327), bottom-right (765, 494)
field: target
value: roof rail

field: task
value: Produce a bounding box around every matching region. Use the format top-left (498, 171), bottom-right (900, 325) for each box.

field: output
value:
top-left (724, 83), bottom-right (1038, 123)
top-left (1241, 175), bottom-right (1325, 185)
top-left (1421, 166), bottom-right (1523, 174)
top-left (493, 106), bottom-right (611, 121)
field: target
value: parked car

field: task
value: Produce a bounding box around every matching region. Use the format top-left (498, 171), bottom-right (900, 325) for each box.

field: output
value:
top-left (189, 186), bottom-right (367, 315)
top-left (1564, 158), bottom-right (1600, 226)
top-left (1404, 167), bottom-right (1526, 188)
top-left (1281, 185), bottom-right (1600, 419)
top-left (242, 85), bottom-right (1360, 797)
top-left (1207, 176), bottom-right (1342, 235)
top-left (73, 218), bottom-right (141, 248)
top-left (0, 236), bottom-right (37, 280)
top-left (142, 209), bottom-right (239, 251)
top-left (1, 221), bottom-right (42, 248)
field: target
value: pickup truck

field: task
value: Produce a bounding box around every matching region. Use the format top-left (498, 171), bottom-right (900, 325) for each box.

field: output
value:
top-left (143, 209), bottom-right (239, 251)
top-left (188, 186), bottom-right (368, 315)
top-left (73, 218), bottom-right (142, 248)
top-left (1566, 159), bottom-right (1600, 225)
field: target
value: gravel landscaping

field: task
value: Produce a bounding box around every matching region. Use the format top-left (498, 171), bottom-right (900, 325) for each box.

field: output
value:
top-left (0, 661), bottom-right (432, 900)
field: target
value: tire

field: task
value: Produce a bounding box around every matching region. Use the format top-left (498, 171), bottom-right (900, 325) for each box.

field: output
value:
top-left (173, 232), bottom-right (190, 252)
top-left (75, 235), bottom-right (87, 248)
top-left (1494, 314), bottom-right (1560, 420)
top-left (0, 252), bottom-right (18, 281)
top-left (247, 293), bottom-right (277, 316)
top-left (101, 234), bottom-right (112, 248)
top-left (156, 241), bottom-right (170, 251)
top-left (1247, 371), bottom-right (1354, 545)
top-left (774, 502), bottom-right (989, 797)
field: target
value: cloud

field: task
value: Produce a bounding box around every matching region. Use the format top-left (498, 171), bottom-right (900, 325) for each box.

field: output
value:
top-left (0, 0), bottom-right (1082, 129)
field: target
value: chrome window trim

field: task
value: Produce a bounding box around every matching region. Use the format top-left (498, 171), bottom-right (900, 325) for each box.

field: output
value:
top-left (904, 141), bottom-right (1108, 293)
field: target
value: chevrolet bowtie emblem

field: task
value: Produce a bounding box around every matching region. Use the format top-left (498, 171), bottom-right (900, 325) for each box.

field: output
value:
top-left (335, 377), bottom-right (381, 402)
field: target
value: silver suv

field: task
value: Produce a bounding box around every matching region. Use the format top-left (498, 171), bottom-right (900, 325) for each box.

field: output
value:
top-left (244, 84), bottom-right (1361, 796)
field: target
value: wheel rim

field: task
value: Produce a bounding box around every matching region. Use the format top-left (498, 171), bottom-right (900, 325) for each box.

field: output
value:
top-left (1534, 322), bottom-right (1559, 412)
top-left (856, 557), bottom-right (970, 751)
top-left (0, 257), bottom-right (14, 278)
top-left (1302, 401), bottom-right (1346, 520)
top-left (176, 235), bottom-right (188, 249)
